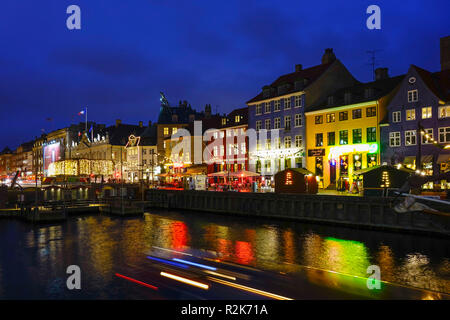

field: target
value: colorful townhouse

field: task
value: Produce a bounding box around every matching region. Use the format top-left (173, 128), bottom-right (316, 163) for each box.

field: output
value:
top-left (206, 107), bottom-right (249, 179)
top-left (246, 48), bottom-right (358, 181)
top-left (380, 36), bottom-right (450, 189)
top-left (305, 68), bottom-right (403, 189)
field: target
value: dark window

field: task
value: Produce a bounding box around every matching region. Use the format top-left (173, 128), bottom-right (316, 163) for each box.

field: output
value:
top-left (352, 129), bottom-right (362, 144)
top-left (366, 107), bottom-right (376, 117)
top-left (327, 132), bottom-right (335, 146)
top-left (315, 115), bottom-right (323, 124)
top-left (339, 111), bottom-right (348, 121)
top-left (315, 133), bottom-right (323, 147)
top-left (352, 109), bottom-right (362, 119)
top-left (367, 127), bottom-right (376, 142)
top-left (339, 130), bottom-right (348, 145)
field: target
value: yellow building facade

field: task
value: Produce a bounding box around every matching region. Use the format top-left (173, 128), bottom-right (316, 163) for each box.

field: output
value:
top-left (305, 100), bottom-right (384, 189)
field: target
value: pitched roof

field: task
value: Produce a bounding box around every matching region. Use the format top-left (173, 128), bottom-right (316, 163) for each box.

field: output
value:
top-left (221, 107), bottom-right (248, 128)
top-left (308, 75), bottom-right (404, 112)
top-left (105, 124), bottom-right (148, 145)
top-left (246, 62), bottom-right (334, 104)
top-left (413, 65), bottom-right (450, 102)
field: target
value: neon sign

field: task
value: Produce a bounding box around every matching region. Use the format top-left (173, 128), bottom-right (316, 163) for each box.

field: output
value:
top-left (285, 171), bottom-right (293, 185)
top-left (328, 143), bottom-right (378, 160)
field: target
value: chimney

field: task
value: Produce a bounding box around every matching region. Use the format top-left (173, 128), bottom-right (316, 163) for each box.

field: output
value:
top-left (205, 104), bottom-right (211, 119)
top-left (139, 121), bottom-right (143, 128)
top-left (115, 119), bottom-right (121, 127)
top-left (295, 64), bottom-right (303, 72)
top-left (375, 67), bottom-right (389, 80)
top-left (441, 36), bottom-right (450, 71)
top-left (321, 48), bottom-right (336, 64)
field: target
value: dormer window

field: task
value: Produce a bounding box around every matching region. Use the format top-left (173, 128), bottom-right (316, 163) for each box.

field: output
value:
top-left (344, 92), bottom-right (352, 105)
top-left (221, 118), bottom-right (227, 125)
top-left (364, 88), bottom-right (374, 99)
top-left (327, 96), bottom-right (334, 106)
top-left (235, 115), bottom-right (241, 123)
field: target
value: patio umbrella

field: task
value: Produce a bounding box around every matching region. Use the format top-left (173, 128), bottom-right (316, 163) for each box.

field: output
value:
top-left (230, 170), bottom-right (260, 177)
top-left (207, 171), bottom-right (229, 177)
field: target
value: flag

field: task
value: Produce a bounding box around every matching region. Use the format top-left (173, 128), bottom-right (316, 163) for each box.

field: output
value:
top-left (78, 110), bottom-right (85, 115)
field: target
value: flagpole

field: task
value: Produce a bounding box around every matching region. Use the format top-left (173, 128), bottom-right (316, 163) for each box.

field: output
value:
top-left (85, 106), bottom-right (88, 133)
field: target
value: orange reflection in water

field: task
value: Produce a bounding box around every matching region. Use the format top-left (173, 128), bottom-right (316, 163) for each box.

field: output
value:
top-left (217, 238), bottom-right (233, 259)
top-left (235, 241), bottom-right (254, 265)
top-left (170, 221), bottom-right (188, 250)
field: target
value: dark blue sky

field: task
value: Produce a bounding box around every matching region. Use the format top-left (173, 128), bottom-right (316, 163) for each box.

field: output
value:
top-left (0, 0), bottom-right (448, 149)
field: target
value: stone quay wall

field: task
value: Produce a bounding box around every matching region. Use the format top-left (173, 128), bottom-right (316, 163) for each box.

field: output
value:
top-left (146, 189), bottom-right (450, 237)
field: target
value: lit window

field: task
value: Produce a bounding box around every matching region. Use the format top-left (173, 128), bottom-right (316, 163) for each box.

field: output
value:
top-left (220, 145), bottom-right (224, 156)
top-left (389, 132), bottom-right (401, 147)
top-left (265, 139), bottom-right (271, 150)
top-left (265, 119), bottom-right (271, 129)
top-left (213, 146), bottom-right (218, 156)
top-left (422, 107), bottom-right (432, 119)
top-left (164, 127), bottom-right (169, 135)
top-left (408, 89), bottom-right (418, 102)
top-left (405, 130), bottom-right (417, 145)
top-left (326, 113), bottom-right (335, 123)
top-left (438, 106), bottom-right (450, 118)
top-left (222, 118), bottom-right (227, 125)
top-left (172, 127), bottom-right (177, 135)
top-left (235, 115), bottom-right (240, 123)
top-left (406, 109), bottom-right (416, 121)
top-left (284, 136), bottom-right (292, 148)
top-left (422, 128), bottom-right (433, 144)
top-left (265, 102), bottom-right (271, 113)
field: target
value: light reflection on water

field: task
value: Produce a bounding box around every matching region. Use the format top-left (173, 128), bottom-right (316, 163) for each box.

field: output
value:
top-left (0, 209), bottom-right (449, 298)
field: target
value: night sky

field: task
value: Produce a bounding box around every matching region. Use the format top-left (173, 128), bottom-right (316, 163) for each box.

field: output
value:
top-left (0, 0), bottom-right (448, 149)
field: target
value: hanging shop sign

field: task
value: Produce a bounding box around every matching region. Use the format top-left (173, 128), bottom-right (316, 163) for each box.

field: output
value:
top-left (328, 143), bottom-right (378, 160)
top-left (308, 149), bottom-right (325, 157)
top-left (251, 147), bottom-right (304, 159)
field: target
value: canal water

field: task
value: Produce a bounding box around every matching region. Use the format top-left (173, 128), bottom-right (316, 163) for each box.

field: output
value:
top-left (0, 209), bottom-right (449, 299)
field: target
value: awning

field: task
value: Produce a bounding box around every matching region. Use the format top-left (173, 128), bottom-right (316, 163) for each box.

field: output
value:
top-left (403, 156), bottom-right (416, 165)
top-left (207, 171), bottom-right (229, 177)
top-left (230, 170), bottom-right (260, 177)
top-left (437, 154), bottom-right (450, 163)
top-left (421, 155), bottom-right (434, 163)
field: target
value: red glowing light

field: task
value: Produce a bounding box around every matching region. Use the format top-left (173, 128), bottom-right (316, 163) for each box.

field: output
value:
top-left (171, 221), bottom-right (188, 250)
top-left (235, 241), bottom-right (254, 265)
top-left (115, 273), bottom-right (158, 290)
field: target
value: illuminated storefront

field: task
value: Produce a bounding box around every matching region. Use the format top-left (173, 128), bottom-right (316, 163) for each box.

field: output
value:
top-left (305, 100), bottom-right (384, 189)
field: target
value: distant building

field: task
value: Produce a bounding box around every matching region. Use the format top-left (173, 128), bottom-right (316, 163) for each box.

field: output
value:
top-left (0, 147), bottom-right (13, 178)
